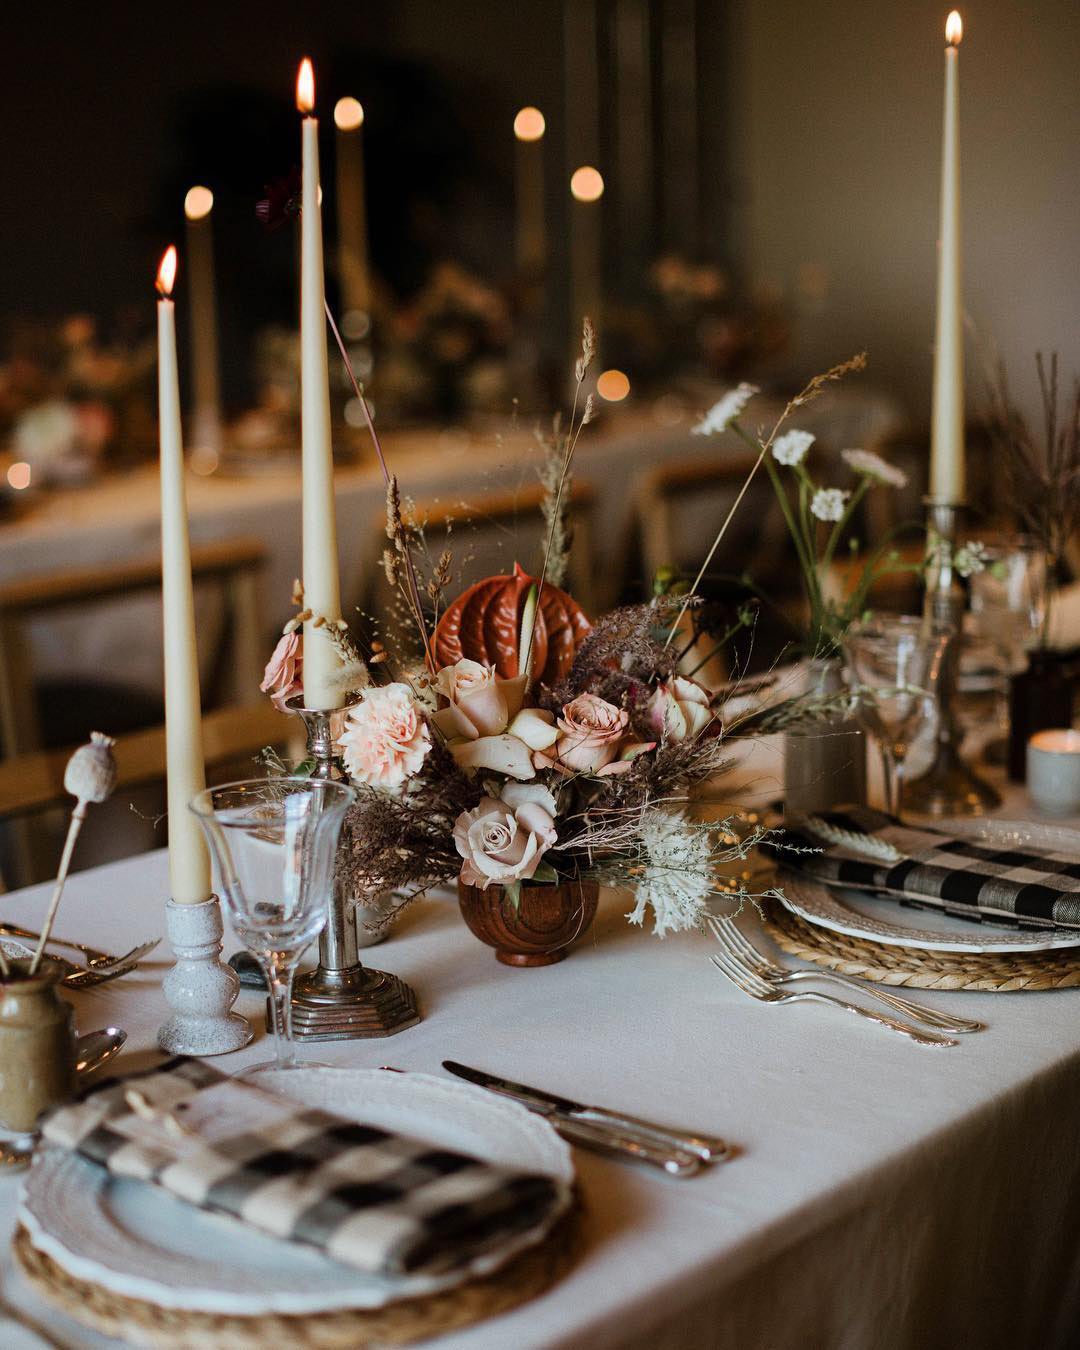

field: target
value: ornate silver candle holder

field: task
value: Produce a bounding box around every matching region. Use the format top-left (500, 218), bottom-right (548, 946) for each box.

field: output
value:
top-left (284, 696), bottom-right (421, 1040)
top-left (903, 500), bottom-right (1001, 817)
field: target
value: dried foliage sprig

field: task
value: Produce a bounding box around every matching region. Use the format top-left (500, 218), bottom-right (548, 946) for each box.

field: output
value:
top-left (325, 301), bottom-right (435, 671)
top-left (524, 319), bottom-right (598, 679)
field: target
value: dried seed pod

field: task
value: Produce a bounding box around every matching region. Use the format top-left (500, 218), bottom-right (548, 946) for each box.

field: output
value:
top-left (64, 731), bottom-right (117, 804)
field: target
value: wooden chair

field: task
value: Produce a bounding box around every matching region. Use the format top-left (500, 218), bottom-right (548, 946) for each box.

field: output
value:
top-left (0, 700), bottom-right (298, 892)
top-left (0, 702), bottom-right (294, 821)
top-left (0, 537), bottom-right (266, 760)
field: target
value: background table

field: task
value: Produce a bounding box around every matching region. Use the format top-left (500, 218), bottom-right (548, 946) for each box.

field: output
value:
top-left (0, 390), bottom-right (904, 696)
top-left (1, 808), bottom-right (1078, 1348)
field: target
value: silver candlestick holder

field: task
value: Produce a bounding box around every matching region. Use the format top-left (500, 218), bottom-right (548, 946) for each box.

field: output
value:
top-left (284, 696), bottom-right (421, 1040)
top-left (903, 500), bottom-right (1001, 817)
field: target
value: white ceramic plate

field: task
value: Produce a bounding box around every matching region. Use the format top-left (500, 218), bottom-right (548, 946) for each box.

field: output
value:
top-left (19, 1067), bottom-right (573, 1316)
top-left (777, 818), bottom-right (1080, 954)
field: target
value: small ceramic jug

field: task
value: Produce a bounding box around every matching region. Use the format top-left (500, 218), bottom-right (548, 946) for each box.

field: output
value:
top-left (0, 959), bottom-right (76, 1132)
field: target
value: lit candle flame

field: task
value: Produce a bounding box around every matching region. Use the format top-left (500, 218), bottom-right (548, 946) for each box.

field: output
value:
top-left (334, 96), bottom-right (364, 131)
top-left (514, 107), bottom-right (545, 142)
top-left (945, 10), bottom-right (962, 46)
top-left (183, 186), bottom-right (214, 221)
top-left (297, 58), bottom-right (315, 114)
top-left (570, 166), bottom-right (604, 202)
top-left (156, 245), bottom-right (178, 297)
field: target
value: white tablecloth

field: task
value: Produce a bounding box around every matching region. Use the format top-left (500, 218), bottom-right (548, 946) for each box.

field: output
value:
top-left (1, 813), bottom-right (1078, 1349)
top-left (0, 389), bottom-right (904, 695)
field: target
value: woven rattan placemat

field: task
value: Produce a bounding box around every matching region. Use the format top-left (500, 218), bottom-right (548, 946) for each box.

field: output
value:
top-left (762, 899), bottom-right (1080, 992)
top-left (14, 1201), bottom-right (582, 1349)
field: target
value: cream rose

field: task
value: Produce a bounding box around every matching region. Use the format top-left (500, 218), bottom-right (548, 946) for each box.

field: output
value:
top-left (431, 659), bottom-right (556, 781)
top-left (453, 787), bottom-right (558, 890)
top-left (260, 631), bottom-right (302, 699)
top-left (648, 677), bottom-right (713, 742)
top-left (337, 683), bottom-right (431, 790)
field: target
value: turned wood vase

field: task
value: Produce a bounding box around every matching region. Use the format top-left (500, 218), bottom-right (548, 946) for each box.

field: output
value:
top-left (457, 879), bottom-right (599, 967)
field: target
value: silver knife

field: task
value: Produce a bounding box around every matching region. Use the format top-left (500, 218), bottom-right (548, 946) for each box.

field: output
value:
top-left (553, 1115), bottom-right (700, 1177)
top-left (442, 1061), bottom-right (733, 1164)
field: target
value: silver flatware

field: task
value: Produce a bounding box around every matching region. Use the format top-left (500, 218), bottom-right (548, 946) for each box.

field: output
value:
top-left (709, 948), bottom-right (959, 1048)
top-left (62, 960), bottom-right (141, 990)
top-left (0, 925), bottom-right (160, 971)
top-left (552, 1114), bottom-right (700, 1176)
top-left (708, 915), bottom-right (984, 1034)
top-left (442, 1060), bottom-right (732, 1165)
top-left (74, 1027), bottom-right (127, 1076)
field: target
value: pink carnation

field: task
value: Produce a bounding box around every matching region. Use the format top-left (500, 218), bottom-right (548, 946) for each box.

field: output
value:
top-left (337, 683), bottom-right (431, 790)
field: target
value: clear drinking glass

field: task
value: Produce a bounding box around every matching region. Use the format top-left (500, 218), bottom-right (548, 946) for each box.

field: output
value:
top-left (843, 616), bottom-right (949, 817)
top-left (190, 777), bottom-right (356, 1074)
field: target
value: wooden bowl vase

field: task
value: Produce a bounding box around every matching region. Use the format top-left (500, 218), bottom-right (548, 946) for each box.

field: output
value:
top-left (458, 879), bottom-right (599, 967)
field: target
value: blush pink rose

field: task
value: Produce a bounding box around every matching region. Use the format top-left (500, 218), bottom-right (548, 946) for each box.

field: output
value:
top-left (453, 785), bottom-right (558, 889)
top-left (648, 677), bottom-right (713, 742)
top-left (534, 693), bottom-right (654, 777)
top-left (260, 631), bottom-right (302, 698)
top-left (337, 683), bottom-right (431, 790)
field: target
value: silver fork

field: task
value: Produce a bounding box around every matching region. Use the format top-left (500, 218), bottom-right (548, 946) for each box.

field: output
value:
top-left (709, 947), bottom-right (959, 1048)
top-left (62, 962), bottom-right (144, 990)
top-left (0, 923), bottom-right (160, 969)
top-left (709, 916), bottom-right (984, 1034)
top-left (46, 939), bottom-right (160, 982)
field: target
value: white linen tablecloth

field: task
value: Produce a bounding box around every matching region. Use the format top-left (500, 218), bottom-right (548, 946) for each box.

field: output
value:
top-left (1, 830), bottom-right (1078, 1349)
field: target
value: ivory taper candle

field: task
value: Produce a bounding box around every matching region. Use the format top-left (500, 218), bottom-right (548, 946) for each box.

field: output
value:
top-left (569, 165), bottom-right (604, 358)
top-left (157, 246), bottom-right (212, 905)
top-left (297, 58), bottom-right (344, 710)
top-left (513, 106), bottom-right (546, 282)
top-left (333, 96), bottom-right (371, 320)
top-left (183, 186), bottom-right (223, 465)
top-left (929, 10), bottom-right (965, 504)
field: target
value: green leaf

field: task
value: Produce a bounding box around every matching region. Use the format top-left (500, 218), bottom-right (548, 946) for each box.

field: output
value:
top-left (501, 881), bottom-right (522, 911)
top-left (530, 862), bottom-right (559, 885)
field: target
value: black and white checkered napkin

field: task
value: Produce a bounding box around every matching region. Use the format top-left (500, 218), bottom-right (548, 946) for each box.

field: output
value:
top-left (776, 806), bottom-right (1080, 930)
top-left (40, 1058), bottom-right (570, 1277)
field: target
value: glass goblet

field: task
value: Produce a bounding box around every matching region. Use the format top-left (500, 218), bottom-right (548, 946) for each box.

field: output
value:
top-left (190, 776), bottom-right (356, 1075)
top-left (843, 616), bottom-right (949, 817)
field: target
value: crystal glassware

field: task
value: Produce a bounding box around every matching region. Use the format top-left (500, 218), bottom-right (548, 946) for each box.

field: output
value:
top-left (843, 616), bottom-right (950, 817)
top-left (190, 777), bottom-right (356, 1074)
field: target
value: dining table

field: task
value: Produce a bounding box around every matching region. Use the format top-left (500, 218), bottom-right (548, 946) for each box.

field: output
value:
top-left (1, 763), bottom-right (1079, 1349)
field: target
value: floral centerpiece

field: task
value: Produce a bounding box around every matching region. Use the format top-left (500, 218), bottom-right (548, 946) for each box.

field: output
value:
top-left (260, 322), bottom-right (779, 962)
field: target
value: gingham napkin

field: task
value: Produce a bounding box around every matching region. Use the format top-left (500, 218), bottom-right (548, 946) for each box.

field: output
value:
top-left (40, 1058), bottom-right (570, 1277)
top-left (777, 806), bottom-right (1080, 930)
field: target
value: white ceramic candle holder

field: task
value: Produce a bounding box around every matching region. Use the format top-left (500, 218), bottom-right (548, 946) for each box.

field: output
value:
top-left (158, 896), bottom-right (253, 1056)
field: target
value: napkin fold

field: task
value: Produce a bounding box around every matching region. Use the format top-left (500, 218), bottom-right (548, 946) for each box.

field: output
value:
top-left (40, 1058), bottom-right (570, 1278)
top-left (775, 807), bottom-right (1080, 930)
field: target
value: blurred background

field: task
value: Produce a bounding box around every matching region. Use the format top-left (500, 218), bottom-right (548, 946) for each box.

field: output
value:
top-left (0, 0), bottom-right (1077, 881)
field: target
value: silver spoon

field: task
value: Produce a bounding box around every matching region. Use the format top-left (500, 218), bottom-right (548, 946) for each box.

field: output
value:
top-left (0, 1028), bottom-right (127, 1172)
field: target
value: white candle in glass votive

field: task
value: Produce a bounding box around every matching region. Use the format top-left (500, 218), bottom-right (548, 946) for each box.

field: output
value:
top-left (1027, 729), bottom-right (1080, 816)
top-left (157, 245), bottom-right (213, 905)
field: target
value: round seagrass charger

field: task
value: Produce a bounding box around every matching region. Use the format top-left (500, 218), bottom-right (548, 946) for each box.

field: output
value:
top-left (14, 1200), bottom-right (582, 1349)
top-left (762, 898), bottom-right (1080, 992)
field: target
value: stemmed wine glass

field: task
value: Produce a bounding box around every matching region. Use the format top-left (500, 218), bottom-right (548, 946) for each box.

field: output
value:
top-left (190, 777), bottom-right (356, 1075)
top-left (843, 616), bottom-right (949, 817)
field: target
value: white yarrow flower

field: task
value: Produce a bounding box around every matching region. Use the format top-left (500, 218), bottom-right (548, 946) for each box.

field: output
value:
top-left (954, 540), bottom-right (989, 578)
top-left (626, 810), bottom-right (714, 938)
top-left (810, 487), bottom-right (849, 522)
top-left (841, 448), bottom-right (908, 489)
top-left (691, 382), bottom-right (759, 436)
top-left (772, 429), bottom-right (815, 467)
